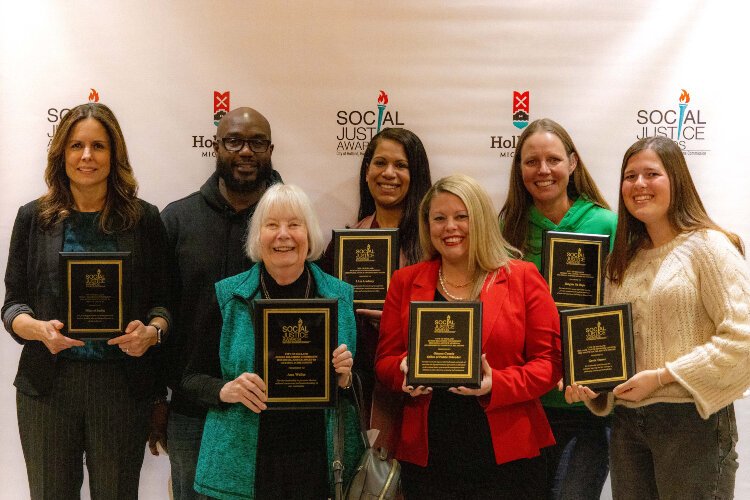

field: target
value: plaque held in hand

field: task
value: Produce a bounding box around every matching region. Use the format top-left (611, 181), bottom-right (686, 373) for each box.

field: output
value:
top-left (254, 299), bottom-right (338, 409)
top-left (561, 303), bottom-right (635, 392)
top-left (59, 252), bottom-right (131, 340)
top-left (406, 301), bottom-right (482, 388)
top-left (542, 231), bottom-right (609, 309)
top-left (332, 228), bottom-right (399, 309)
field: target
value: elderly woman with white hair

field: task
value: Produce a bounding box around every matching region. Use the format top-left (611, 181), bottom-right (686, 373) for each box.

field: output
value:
top-left (181, 184), bottom-right (363, 500)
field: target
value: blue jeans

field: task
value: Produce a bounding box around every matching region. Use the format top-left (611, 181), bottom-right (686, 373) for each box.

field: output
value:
top-left (610, 403), bottom-right (738, 500)
top-left (167, 412), bottom-right (206, 500)
top-left (543, 407), bottom-right (610, 500)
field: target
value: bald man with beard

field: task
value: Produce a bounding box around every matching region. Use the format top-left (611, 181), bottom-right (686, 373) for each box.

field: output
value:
top-left (157, 108), bottom-right (282, 500)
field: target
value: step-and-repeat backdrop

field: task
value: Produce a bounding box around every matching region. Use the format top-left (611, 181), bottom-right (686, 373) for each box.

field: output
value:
top-left (1, 1), bottom-right (747, 497)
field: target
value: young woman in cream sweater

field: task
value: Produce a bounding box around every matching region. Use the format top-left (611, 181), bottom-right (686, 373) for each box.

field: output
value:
top-left (567, 136), bottom-right (750, 499)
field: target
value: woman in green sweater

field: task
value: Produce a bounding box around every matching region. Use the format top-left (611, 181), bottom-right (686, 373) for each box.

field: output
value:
top-left (499, 118), bottom-right (616, 500)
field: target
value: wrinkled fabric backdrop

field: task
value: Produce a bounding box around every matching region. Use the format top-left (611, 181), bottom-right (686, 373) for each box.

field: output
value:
top-left (1, 2), bottom-right (747, 498)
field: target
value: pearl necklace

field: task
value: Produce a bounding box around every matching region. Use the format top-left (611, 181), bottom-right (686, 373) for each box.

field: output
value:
top-left (438, 267), bottom-right (470, 301)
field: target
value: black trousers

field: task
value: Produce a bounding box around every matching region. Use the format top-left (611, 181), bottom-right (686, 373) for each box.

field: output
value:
top-left (401, 454), bottom-right (546, 500)
top-left (17, 359), bottom-right (150, 500)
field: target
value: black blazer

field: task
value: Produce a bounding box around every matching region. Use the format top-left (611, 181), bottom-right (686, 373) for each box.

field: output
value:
top-left (2, 199), bottom-right (171, 399)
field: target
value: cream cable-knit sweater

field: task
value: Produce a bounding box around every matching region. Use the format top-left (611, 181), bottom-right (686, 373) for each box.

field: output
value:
top-left (587, 229), bottom-right (750, 419)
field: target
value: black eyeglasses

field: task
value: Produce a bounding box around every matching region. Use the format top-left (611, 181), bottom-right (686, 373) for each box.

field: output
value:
top-left (219, 137), bottom-right (272, 153)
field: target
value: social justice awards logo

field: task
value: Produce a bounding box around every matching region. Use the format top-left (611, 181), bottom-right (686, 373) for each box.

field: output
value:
top-left (335, 90), bottom-right (405, 156)
top-left (490, 90), bottom-right (530, 157)
top-left (566, 248), bottom-right (586, 266)
top-left (636, 89), bottom-right (708, 156)
top-left (192, 90), bottom-right (231, 157)
top-left (585, 321), bottom-right (607, 341)
top-left (355, 244), bottom-right (375, 262)
top-left (47, 88), bottom-right (101, 147)
top-left (282, 319), bottom-right (310, 343)
top-left (434, 315), bottom-right (456, 334)
top-left (85, 269), bottom-right (106, 288)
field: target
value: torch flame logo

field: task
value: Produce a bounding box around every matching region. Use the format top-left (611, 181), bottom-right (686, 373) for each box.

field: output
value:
top-left (376, 90), bottom-right (389, 132)
top-left (677, 89), bottom-right (690, 140)
top-left (88, 88), bottom-right (99, 102)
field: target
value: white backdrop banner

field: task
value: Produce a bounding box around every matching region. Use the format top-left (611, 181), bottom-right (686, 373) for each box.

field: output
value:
top-left (1, 1), bottom-right (748, 498)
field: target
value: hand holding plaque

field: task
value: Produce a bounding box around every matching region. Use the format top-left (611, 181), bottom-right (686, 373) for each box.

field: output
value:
top-left (254, 299), bottom-right (338, 409)
top-left (59, 252), bottom-right (132, 340)
top-left (561, 303), bottom-right (635, 392)
top-left (406, 301), bottom-right (482, 389)
top-left (332, 228), bottom-right (399, 309)
top-left (542, 231), bottom-right (609, 309)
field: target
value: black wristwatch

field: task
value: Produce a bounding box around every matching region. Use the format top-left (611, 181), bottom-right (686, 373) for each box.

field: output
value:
top-left (149, 324), bottom-right (163, 345)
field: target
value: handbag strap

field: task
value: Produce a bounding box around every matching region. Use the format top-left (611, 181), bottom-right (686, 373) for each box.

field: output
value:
top-left (333, 390), bottom-right (346, 500)
top-left (333, 372), bottom-right (371, 500)
top-left (349, 372), bottom-right (370, 450)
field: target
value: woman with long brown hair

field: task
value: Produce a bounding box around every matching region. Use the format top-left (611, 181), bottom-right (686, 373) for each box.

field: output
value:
top-left (2, 102), bottom-right (170, 499)
top-left (499, 118), bottom-right (616, 499)
top-left (567, 136), bottom-right (749, 499)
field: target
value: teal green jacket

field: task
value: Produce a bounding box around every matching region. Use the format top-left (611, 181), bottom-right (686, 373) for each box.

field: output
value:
top-left (525, 197), bottom-right (617, 409)
top-left (194, 263), bottom-right (364, 499)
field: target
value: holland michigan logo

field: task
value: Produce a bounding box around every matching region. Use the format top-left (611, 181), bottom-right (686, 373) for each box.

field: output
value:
top-left (490, 90), bottom-right (530, 157)
top-left (214, 91), bottom-right (230, 126)
top-left (192, 90), bottom-right (231, 156)
top-left (512, 91), bottom-right (529, 129)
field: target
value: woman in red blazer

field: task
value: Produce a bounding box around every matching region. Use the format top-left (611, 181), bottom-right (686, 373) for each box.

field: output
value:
top-left (375, 174), bottom-right (561, 499)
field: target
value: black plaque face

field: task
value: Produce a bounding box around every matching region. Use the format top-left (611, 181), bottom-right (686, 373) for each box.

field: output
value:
top-left (407, 301), bottom-right (482, 388)
top-left (561, 303), bottom-right (634, 392)
top-left (332, 228), bottom-right (399, 309)
top-left (59, 252), bottom-right (131, 339)
top-left (542, 231), bottom-right (610, 308)
top-left (254, 299), bottom-right (338, 409)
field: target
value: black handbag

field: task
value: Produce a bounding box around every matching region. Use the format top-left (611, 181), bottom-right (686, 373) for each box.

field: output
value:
top-left (333, 373), bottom-right (401, 500)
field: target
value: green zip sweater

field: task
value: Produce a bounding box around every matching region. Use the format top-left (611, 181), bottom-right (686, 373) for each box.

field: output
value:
top-left (526, 197), bottom-right (617, 409)
top-left (194, 263), bottom-right (363, 499)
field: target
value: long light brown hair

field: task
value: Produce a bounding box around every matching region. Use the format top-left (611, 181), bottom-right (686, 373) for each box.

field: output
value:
top-left (607, 136), bottom-right (744, 283)
top-left (499, 118), bottom-right (609, 253)
top-left (39, 102), bottom-right (141, 232)
top-left (420, 174), bottom-right (521, 299)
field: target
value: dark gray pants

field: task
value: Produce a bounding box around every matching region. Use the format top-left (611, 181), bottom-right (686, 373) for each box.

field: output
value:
top-left (17, 359), bottom-right (150, 500)
top-left (610, 403), bottom-right (738, 500)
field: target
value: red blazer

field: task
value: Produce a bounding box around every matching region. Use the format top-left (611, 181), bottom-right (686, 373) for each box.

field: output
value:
top-left (375, 258), bottom-right (561, 466)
